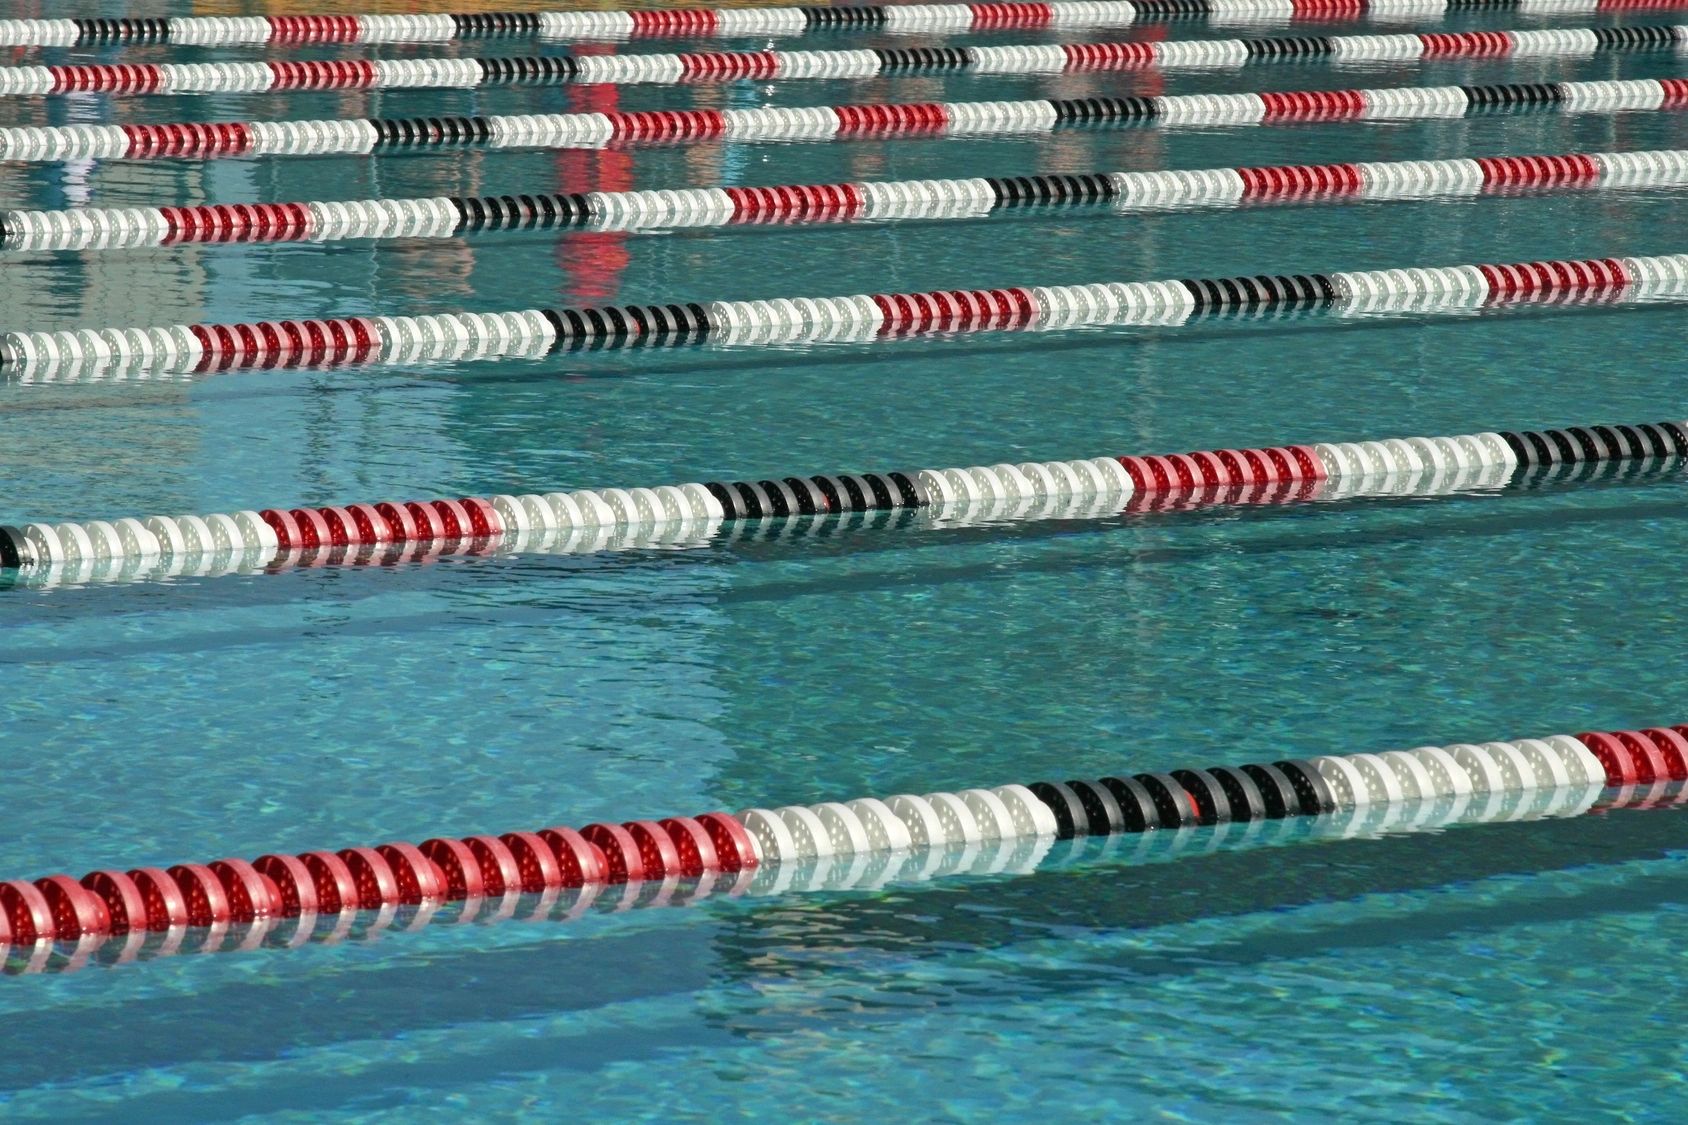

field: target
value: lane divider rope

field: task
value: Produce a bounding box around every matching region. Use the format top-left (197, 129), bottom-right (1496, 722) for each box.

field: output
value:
top-left (2, 413), bottom-right (1682, 574)
top-left (2, 721), bottom-right (1680, 966)
top-left (10, 442), bottom-right (1679, 592)
top-left (21, 781), bottom-right (1680, 975)
top-left (6, 147), bottom-right (1684, 252)
top-left (3, 76), bottom-right (1687, 163)
top-left (1, 251), bottom-right (1684, 381)
top-left (4, 24), bottom-right (1684, 99)
top-left (4, 3), bottom-right (1683, 50)
top-left (7, 430), bottom-right (1679, 589)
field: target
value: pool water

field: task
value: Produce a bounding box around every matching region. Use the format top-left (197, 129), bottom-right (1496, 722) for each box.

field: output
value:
top-left (3, 3), bottom-right (1688, 1119)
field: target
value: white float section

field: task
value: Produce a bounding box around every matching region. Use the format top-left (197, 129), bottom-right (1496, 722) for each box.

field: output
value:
top-left (1361, 85), bottom-right (1469, 119)
top-left (537, 12), bottom-right (637, 41)
top-left (1156, 93), bottom-right (1267, 126)
top-left (360, 14), bottom-right (459, 42)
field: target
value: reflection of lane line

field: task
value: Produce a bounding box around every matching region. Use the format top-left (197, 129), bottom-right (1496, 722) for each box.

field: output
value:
top-left (2, 415), bottom-right (1683, 584)
top-left (11, 4), bottom-right (1684, 50)
top-left (9, 721), bottom-right (1684, 981)
top-left (4, 25), bottom-right (1685, 99)
top-left (8, 147), bottom-right (1688, 252)
top-left (4, 76), bottom-right (1688, 164)
top-left (2, 251), bottom-right (1686, 382)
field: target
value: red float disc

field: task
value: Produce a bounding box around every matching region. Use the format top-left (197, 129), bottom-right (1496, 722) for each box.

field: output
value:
top-left (300, 319), bottom-right (329, 363)
top-left (232, 322), bottom-right (265, 364)
top-left (1262, 447), bottom-right (1296, 481)
top-left (1146, 456), bottom-right (1179, 491)
top-left (321, 318), bottom-right (353, 358)
top-left (1641, 728), bottom-right (1688, 781)
top-left (430, 499), bottom-right (472, 540)
top-left (254, 321), bottom-right (284, 361)
top-left (256, 873), bottom-right (283, 919)
top-left (168, 863), bottom-right (232, 927)
top-left (344, 503), bottom-right (390, 543)
top-left (1188, 451), bottom-right (1227, 488)
top-left (80, 869), bottom-right (148, 933)
top-left (209, 858), bottom-right (276, 920)
top-left (209, 324), bottom-right (240, 368)
top-left (1116, 456), bottom-right (1154, 492)
top-left (1576, 731), bottom-right (1637, 786)
top-left (348, 317), bottom-right (377, 361)
top-left (458, 497), bottom-right (501, 538)
top-left (34, 875), bottom-right (111, 939)
top-left (404, 501), bottom-right (446, 541)
top-left (375, 842), bottom-right (446, 903)
top-left (580, 823), bottom-right (646, 884)
top-left (1207, 449), bottom-right (1247, 485)
top-left (536, 826), bottom-right (605, 886)
top-left (298, 850), bottom-right (359, 914)
top-left (317, 507), bottom-right (356, 548)
top-left (499, 831), bottom-right (564, 891)
top-left (1285, 444), bottom-right (1325, 480)
top-left (659, 816), bottom-right (721, 876)
top-left (127, 866), bottom-right (191, 930)
top-left (337, 846), bottom-right (400, 909)
top-left (462, 834), bottom-right (523, 897)
top-left (694, 812), bottom-right (758, 871)
top-left (259, 508), bottom-right (302, 550)
top-left (623, 820), bottom-right (682, 879)
top-left (373, 501), bottom-right (418, 543)
top-left (1240, 448), bottom-right (1277, 482)
top-left (0, 879), bottom-right (59, 943)
top-left (1613, 731), bottom-right (1669, 785)
top-left (253, 853), bottom-right (319, 916)
top-left (278, 321), bottom-right (309, 364)
top-left (287, 508), bottom-right (330, 551)
top-left (419, 838), bottom-right (484, 899)
top-left (1164, 454), bottom-right (1202, 490)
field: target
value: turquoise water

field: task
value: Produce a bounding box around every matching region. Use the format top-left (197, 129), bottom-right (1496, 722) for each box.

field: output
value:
top-left (3, 5), bottom-right (1688, 1119)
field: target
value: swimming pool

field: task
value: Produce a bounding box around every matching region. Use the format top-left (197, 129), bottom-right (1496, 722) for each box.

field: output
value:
top-left (3, 1), bottom-right (1688, 1117)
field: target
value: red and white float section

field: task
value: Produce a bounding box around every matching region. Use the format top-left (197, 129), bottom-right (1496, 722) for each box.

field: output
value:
top-left (5, 148), bottom-right (1683, 252)
top-left (1, 251), bottom-right (1684, 380)
top-left (2, 76), bottom-right (1686, 163)
top-left (7, 3), bottom-right (1688, 49)
top-left (3, 25), bottom-right (1682, 98)
top-left (2, 720), bottom-right (1683, 973)
top-left (2, 414), bottom-right (1684, 575)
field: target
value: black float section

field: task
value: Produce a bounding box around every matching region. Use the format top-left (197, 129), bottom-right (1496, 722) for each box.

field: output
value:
top-left (370, 116), bottom-right (495, 149)
top-left (73, 18), bottom-right (171, 43)
top-left (801, 5), bottom-right (889, 28)
top-left (1050, 97), bottom-right (1160, 125)
top-left (452, 193), bottom-right (591, 233)
top-left (476, 57), bottom-right (578, 85)
top-left (1461, 83), bottom-right (1565, 111)
top-left (1030, 754), bottom-right (1346, 839)
top-left (451, 13), bottom-right (543, 37)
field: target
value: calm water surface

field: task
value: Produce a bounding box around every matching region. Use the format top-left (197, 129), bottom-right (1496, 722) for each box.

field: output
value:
top-left (1, 3), bottom-right (1686, 1119)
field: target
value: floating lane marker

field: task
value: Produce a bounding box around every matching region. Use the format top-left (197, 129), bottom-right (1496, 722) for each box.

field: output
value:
top-left (2, 251), bottom-right (1684, 380)
top-left (6, 148), bottom-right (1685, 251)
top-left (3, 77), bottom-right (1688, 163)
top-left (8, 445), bottom-right (1678, 592)
top-left (8, 3), bottom-right (1688, 50)
top-left (2, 415), bottom-right (1683, 576)
top-left (3, 25), bottom-right (1685, 99)
top-left (3, 721), bottom-right (1682, 974)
